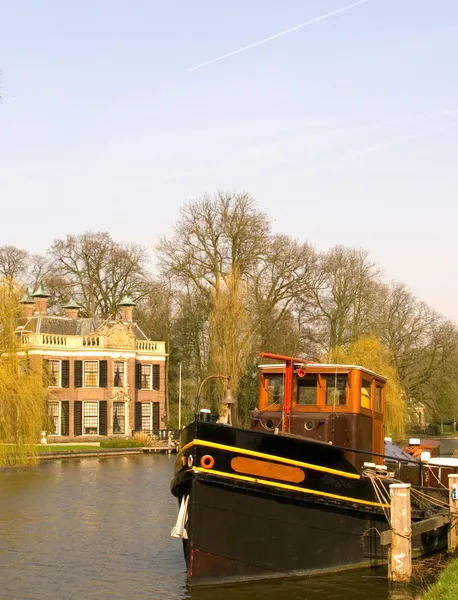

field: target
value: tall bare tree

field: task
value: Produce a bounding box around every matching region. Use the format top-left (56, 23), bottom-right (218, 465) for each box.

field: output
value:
top-left (48, 232), bottom-right (150, 317)
top-left (311, 246), bottom-right (382, 351)
top-left (157, 191), bottom-right (270, 292)
top-left (0, 245), bottom-right (29, 282)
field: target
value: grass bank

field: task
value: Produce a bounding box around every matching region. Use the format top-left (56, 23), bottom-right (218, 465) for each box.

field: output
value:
top-left (35, 444), bottom-right (101, 453)
top-left (420, 559), bottom-right (458, 600)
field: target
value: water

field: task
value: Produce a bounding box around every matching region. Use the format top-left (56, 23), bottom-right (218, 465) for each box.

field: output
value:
top-left (0, 456), bottom-right (424, 600)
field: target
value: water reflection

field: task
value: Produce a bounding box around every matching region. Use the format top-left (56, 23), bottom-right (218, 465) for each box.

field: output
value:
top-left (0, 457), bottom-right (429, 600)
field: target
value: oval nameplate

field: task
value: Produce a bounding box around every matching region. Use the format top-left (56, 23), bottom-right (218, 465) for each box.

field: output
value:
top-left (231, 456), bottom-right (305, 484)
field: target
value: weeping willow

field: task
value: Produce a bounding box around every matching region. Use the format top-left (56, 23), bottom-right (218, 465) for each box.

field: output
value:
top-left (324, 336), bottom-right (406, 440)
top-left (0, 280), bottom-right (47, 466)
top-left (208, 267), bottom-right (254, 418)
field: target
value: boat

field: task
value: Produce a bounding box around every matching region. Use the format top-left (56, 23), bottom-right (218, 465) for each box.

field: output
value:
top-left (170, 352), bottom-right (454, 585)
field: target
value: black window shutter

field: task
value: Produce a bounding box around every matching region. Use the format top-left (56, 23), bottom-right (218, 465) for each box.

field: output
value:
top-left (61, 360), bottom-right (70, 388)
top-left (152, 365), bottom-right (160, 390)
top-left (74, 401), bottom-right (82, 436)
top-left (135, 402), bottom-right (142, 431)
top-left (152, 402), bottom-right (160, 432)
top-left (135, 363), bottom-right (142, 389)
top-left (99, 401), bottom-right (107, 435)
top-left (99, 360), bottom-right (107, 388)
top-left (61, 401), bottom-right (69, 436)
top-left (42, 359), bottom-right (49, 386)
top-left (74, 361), bottom-right (83, 388)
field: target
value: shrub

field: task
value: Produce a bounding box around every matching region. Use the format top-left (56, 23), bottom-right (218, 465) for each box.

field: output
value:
top-left (133, 432), bottom-right (154, 447)
top-left (99, 439), bottom-right (143, 448)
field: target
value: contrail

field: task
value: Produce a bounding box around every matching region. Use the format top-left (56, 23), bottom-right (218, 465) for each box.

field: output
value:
top-left (187, 0), bottom-right (371, 72)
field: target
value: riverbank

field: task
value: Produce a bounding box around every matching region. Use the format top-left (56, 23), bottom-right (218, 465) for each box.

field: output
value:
top-left (420, 559), bottom-right (458, 599)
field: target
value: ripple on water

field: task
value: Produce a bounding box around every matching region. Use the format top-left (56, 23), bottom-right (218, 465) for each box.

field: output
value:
top-left (0, 455), bottom-right (418, 600)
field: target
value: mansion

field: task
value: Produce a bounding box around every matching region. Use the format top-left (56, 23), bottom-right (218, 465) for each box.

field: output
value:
top-left (17, 287), bottom-right (167, 439)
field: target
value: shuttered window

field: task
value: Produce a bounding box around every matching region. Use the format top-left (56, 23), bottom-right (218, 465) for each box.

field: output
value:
top-left (113, 402), bottom-right (125, 434)
top-left (152, 402), bottom-right (160, 432)
top-left (141, 403), bottom-right (151, 432)
top-left (61, 401), bottom-right (69, 436)
top-left (46, 360), bottom-right (61, 387)
top-left (83, 402), bottom-right (98, 434)
top-left (61, 360), bottom-right (70, 388)
top-left (74, 361), bottom-right (83, 388)
top-left (99, 401), bottom-right (107, 435)
top-left (140, 365), bottom-right (151, 389)
top-left (84, 361), bottom-right (98, 387)
top-left (135, 402), bottom-right (142, 431)
top-left (74, 401), bottom-right (82, 436)
top-left (99, 360), bottom-right (107, 388)
top-left (152, 365), bottom-right (160, 391)
top-left (48, 402), bottom-right (60, 434)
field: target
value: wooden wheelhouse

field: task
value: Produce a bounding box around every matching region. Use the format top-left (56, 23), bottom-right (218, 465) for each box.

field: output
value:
top-left (251, 353), bottom-right (386, 462)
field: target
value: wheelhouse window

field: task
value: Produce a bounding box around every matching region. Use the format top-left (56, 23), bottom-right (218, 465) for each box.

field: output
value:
top-left (48, 360), bottom-right (61, 387)
top-left (83, 402), bottom-right (98, 434)
top-left (84, 361), bottom-right (99, 387)
top-left (141, 364), bottom-right (151, 389)
top-left (297, 374), bottom-right (318, 405)
top-left (113, 402), bottom-right (125, 434)
top-left (265, 373), bottom-right (284, 405)
top-left (48, 402), bottom-right (60, 434)
top-left (375, 385), bottom-right (383, 413)
top-left (113, 362), bottom-right (125, 387)
top-left (361, 379), bottom-right (372, 409)
top-left (325, 374), bottom-right (347, 406)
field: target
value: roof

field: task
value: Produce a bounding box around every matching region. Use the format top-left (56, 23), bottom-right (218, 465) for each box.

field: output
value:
top-left (19, 293), bottom-right (35, 304)
top-left (31, 284), bottom-right (51, 298)
top-left (63, 297), bottom-right (82, 309)
top-left (18, 315), bottom-right (148, 340)
top-left (119, 295), bottom-right (136, 307)
top-left (258, 363), bottom-right (387, 381)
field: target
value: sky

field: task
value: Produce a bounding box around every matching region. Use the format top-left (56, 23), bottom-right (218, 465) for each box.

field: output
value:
top-left (1, 1), bottom-right (457, 320)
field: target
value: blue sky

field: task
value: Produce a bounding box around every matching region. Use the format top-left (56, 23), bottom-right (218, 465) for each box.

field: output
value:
top-left (1, 1), bottom-right (457, 319)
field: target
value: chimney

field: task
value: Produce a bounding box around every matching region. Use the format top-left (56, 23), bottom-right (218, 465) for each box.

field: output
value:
top-left (31, 284), bottom-right (51, 315)
top-left (63, 297), bottom-right (82, 320)
top-left (19, 292), bottom-right (35, 318)
top-left (119, 295), bottom-right (136, 322)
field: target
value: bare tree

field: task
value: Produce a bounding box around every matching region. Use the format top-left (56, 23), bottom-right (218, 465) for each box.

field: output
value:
top-left (250, 234), bottom-right (317, 352)
top-left (0, 245), bottom-right (29, 282)
top-left (310, 246), bottom-right (382, 351)
top-left (157, 191), bottom-right (270, 292)
top-left (48, 232), bottom-right (151, 317)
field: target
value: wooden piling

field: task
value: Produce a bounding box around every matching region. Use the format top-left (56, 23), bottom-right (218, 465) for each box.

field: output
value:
top-left (448, 474), bottom-right (458, 553)
top-left (389, 483), bottom-right (412, 583)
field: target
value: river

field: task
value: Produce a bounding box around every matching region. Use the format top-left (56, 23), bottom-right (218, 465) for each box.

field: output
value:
top-left (0, 455), bottom-right (426, 600)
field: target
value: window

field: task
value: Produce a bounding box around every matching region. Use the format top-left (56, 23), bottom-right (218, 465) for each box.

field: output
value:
top-left (48, 402), bottom-right (60, 434)
top-left (265, 374), bottom-right (284, 405)
top-left (325, 374), bottom-right (347, 406)
top-left (113, 402), bottom-right (125, 434)
top-left (141, 402), bottom-right (152, 432)
top-left (113, 362), bottom-right (125, 387)
top-left (297, 374), bottom-right (318, 405)
top-left (375, 385), bottom-right (383, 413)
top-left (48, 360), bottom-right (61, 387)
top-left (361, 379), bottom-right (372, 409)
top-left (84, 361), bottom-right (99, 387)
top-left (141, 364), bottom-right (151, 389)
top-left (83, 402), bottom-right (99, 434)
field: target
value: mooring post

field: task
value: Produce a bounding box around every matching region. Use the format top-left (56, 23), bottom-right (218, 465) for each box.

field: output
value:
top-left (448, 474), bottom-right (458, 553)
top-left (389, 483), bottom-right (412, 583)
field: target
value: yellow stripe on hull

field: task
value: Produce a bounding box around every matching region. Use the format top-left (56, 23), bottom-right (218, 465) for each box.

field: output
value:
top-left (191, 466), bottom-right (388, 508)
top-left (180, 439), bottom-right (360, 480)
